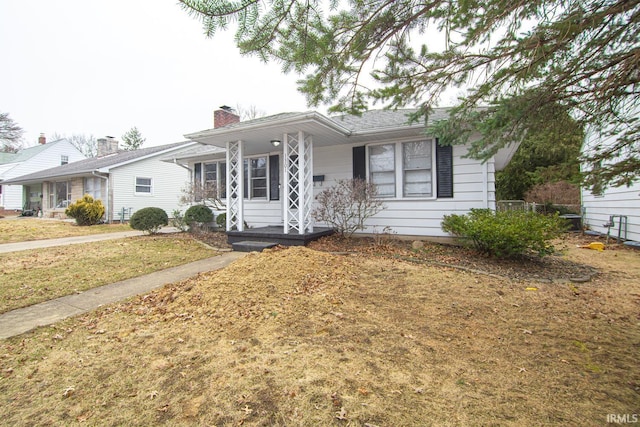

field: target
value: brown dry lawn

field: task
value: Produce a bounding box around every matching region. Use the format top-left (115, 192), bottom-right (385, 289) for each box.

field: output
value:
top-left (0, 239), bottom-right (639, 426)
top-left (0, 234), bottom-right (218, 313)
top-left (0, 217), bottom-right (132, 244)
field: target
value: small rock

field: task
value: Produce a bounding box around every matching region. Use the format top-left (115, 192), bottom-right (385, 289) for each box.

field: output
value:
top-left (411, 240), bottom-right (424, 250)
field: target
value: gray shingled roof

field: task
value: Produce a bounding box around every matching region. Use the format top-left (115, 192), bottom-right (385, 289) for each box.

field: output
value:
top-left (330, 108), bottom-right (451, 132)
top-left (3, 141), bottom-right (193, 184)
top-left (205, 108), bottom-right (451, 135)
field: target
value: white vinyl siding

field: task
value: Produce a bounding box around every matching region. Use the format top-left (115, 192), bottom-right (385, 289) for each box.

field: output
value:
top-left (236, 140), bottom-right (496, 238)
top-left (110, 153), bottom-right (191, 222)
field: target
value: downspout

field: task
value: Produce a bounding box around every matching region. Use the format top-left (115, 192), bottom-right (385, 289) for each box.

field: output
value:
top-left (482, 161), bottom-right (489, 209)
top-left (92, 171), bottom-right (110, 223)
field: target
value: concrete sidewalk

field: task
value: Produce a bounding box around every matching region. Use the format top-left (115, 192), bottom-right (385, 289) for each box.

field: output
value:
top-left (0, 251), bottom-right (246, 339)
top-left (0, 228), bottom-right (179, 253)
top-left (0, 229), bottom-right (246, 339)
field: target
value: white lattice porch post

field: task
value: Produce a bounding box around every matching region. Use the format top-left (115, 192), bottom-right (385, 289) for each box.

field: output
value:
top-left (298, 131), bottom-right (313, 234)
top-left (226, 140), bottom-right (244, 232)
top-left (283, 132), bottom-right (313, 235)
top-left (283, 133), bottom-right (298, 234)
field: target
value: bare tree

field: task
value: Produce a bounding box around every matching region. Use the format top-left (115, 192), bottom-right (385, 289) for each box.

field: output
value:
top-left (0, 112), bottom-right (24, 153)
top-left (235, 104), bottom-right (266, 121)
top-left (51, 132), bottom-right (98, 157)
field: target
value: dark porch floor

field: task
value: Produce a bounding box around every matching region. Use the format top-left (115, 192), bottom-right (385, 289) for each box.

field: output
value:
top-left (227, 226), bottom-right (334, 248)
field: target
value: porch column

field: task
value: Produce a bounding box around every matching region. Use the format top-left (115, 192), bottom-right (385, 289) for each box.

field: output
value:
top-left (226, 140), bottom-right (244, 232)
top-left (283, 131), bottom-right (313, 234)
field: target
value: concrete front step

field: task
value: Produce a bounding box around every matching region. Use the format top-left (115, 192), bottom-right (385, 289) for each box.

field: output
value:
top-left (232, 240), bottom-right (278, 252)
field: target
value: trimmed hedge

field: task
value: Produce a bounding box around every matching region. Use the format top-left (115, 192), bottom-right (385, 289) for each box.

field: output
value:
top-left (129, 207), bottom-right (168, 235)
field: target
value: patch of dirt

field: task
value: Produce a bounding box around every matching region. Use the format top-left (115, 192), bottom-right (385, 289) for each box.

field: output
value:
top-left (192, 230), bottom-right (232, 250)
top-left (308, 233), bottom-right (607, 283)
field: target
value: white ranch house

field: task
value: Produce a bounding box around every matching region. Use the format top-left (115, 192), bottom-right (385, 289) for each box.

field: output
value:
top-left (175, 107), bottom-right (519, 245)
top-left (3, 140), bottom-right (198, 223)
top-left (0, 137), bottom-right (86, 212)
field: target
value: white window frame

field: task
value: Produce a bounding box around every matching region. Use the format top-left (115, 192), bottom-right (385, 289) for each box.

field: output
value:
top-left (61, 155), bottom-right (69, 165)
top-left (367, 139), bottom-right (437, 200)
top-left (195, 160), bottom-right (227, 200)
top-left (84, 177), bottom-right (102, 200)
top-left (135, 177), bottom-right (153, 195)
top-left (243, 155), bottom-right (269, 200)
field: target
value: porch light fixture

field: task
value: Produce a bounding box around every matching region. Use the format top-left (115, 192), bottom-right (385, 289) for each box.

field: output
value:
top-left (270, 139), bottom-right (281, 147)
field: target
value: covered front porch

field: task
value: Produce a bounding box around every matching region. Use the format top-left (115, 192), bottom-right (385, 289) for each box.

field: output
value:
top-left (185, 111), bottom-right (352, 250)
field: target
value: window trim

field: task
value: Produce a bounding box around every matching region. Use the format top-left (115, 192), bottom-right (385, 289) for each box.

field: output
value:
top-left (134, 176), bottom-right (153, 195)
top-left (366, 138), bottom-right (437, 200)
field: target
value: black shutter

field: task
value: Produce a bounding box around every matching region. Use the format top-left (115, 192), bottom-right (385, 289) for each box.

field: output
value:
top-left (436, 140), bottom-right (453, 198)
top-left (352, 146), bottom-right (366, 180)
top-left (269, 155), bottom-right (279, 200)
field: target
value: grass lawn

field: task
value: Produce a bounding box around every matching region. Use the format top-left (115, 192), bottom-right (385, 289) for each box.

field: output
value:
top-left (0, 235), bottom-right (217, 313)
top-left (0, 240), bottom-right (638, 426)
top-left (0, 217), bottom-right (132, 244)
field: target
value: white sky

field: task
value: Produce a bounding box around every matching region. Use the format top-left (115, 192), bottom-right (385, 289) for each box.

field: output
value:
top-left (0, 1), bottom-right (313, 148)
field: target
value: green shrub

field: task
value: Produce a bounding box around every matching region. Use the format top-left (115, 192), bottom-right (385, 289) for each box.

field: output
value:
top-left (216, 212), bottom-right (226, 228)
top-left (441, 209), bottom-right (569, 258)
top-left (169, 209), bottom-right (188, 232)
top-left (65, 194), bottom-right (105, 226)
top-left (129, 207), bottom-right (168, 234)
top-left (184, 205), bottom-right (214, 233)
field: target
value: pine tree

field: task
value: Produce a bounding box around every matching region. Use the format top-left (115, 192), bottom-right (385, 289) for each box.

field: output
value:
top-left (180, 0), bottom-right (639, 187)
top-left (121, 127), bottom-right (145, 151)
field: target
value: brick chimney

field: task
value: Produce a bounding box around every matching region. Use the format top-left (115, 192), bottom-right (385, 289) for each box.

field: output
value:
top-left (214, 105), bottom-right (240, 128)
top-left (38, 133), bottom-right (46, 145)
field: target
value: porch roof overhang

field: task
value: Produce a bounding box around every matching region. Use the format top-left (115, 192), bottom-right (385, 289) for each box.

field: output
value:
top-left (184, 111), bottom-right (354, 156)
top-left (184, 110), bottom-right (436, 157)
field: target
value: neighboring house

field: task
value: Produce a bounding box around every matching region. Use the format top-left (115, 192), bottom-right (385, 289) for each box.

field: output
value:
top-left (581, 129), bottom-right (640, 244)
top-left (0, 136), bottom-right (86, 211)
top-left (3, 140), bottom-right (199, 223)
top-left (177, 107), bottom-right (519, 240)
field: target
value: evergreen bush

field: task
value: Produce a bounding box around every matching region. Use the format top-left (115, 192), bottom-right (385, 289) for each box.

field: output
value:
top-left (65, 194), bottom-right (105, 226)
top-left (441, 209), bottom-right (568, 258)
top-left (184, 205), bottom-right (214, 233)
top-left (129, 207), bottom-right (168, 234)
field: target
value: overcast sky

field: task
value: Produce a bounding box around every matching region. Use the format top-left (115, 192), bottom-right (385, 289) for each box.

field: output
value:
top-left (0, 1), bottom-right (314, 148)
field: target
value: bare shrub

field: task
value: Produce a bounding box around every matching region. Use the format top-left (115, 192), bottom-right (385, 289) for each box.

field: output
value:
top-left (179, 181), bottom-right (224, 210)
top-left (312, 179), bottom-right (385, 238)
top-left (524, 181), bottom-right (579, 205)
